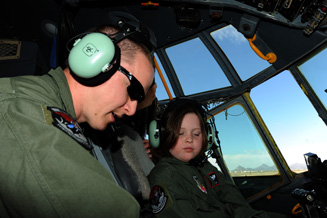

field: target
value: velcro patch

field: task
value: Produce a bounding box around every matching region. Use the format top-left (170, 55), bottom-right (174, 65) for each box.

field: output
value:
top-left (206, 172), bottom-right (220, 188)
top-left (43, 105), bottom-right (92, 150)
top-left (193, 176), bottom-right (207, 194)
top-left (150, 186), bottom-right (168, 214)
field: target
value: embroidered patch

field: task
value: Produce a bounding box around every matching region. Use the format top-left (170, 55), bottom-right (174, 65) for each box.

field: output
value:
top-left (193, 176), bottom-right (207, 194)
top-left (206, 172), bottom-right (220, 188)
top-left (44, 106), bottom-right (92, 150)
top-left (150, 186), bottom-right (168, 214)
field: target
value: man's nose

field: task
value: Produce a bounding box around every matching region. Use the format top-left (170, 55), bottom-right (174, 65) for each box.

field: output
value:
top-left (124, 100), bottom-right (138, 116)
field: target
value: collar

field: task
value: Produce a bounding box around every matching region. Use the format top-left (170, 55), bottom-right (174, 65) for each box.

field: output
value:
top-left (162, 155), bottom-right (207, 166)
top-left (48, 67), bottom-right (76, 118)
top-left (163, 157), bottom-right (190, 165)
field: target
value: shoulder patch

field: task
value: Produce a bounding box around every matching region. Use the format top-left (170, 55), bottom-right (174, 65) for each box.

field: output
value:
top-left (150, 185), bottom-right (168, 214)
top-left (43, 105), bottom-right (92, 150)
top-left (206, 172), bottom-right (220, 188)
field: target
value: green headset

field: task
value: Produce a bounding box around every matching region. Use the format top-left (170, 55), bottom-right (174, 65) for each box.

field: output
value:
top-left (68, 32), bottom-right (121, 86)
top-left (148, 98), bottom-right (219, 151)
top-left (67, 11), bottom-right (157, 87)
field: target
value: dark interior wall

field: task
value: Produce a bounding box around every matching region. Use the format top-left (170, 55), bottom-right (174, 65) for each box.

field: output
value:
top-left (0, 41), bottom-right (49, 77)
top-left (0, 0), bottom-right (60, 74)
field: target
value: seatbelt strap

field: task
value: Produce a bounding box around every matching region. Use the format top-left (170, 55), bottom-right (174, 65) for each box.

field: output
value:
top-left (89, 138), bottom-right (123, 186)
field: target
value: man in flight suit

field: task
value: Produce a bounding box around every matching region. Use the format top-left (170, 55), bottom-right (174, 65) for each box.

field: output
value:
top-left (0, 17), bottom-right (156, 218)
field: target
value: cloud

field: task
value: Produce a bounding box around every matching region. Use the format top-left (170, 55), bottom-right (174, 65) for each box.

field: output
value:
top-left (211, 25), bottom-right (247, 45)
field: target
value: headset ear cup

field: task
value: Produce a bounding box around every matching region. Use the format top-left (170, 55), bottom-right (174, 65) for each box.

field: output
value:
top-left (68, 32), bottom-right (116, 81)
top-left (149, 120), bottom-right (161, 148)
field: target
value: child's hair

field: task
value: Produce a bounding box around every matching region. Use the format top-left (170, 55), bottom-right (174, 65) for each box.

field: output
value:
top-left (153, 98), bottom-right (208, 160)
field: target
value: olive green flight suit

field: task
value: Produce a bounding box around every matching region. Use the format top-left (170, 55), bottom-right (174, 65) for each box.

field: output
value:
top-left (148, 157), bottom-right (290, 218)
top-left (0, 68), bottom-right (140, 218)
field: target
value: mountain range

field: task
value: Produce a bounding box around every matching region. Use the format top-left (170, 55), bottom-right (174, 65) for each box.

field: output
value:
top-left (232, 163), bottom-right (307, 172)
top-left (232, 164), bottom-right (277, 172)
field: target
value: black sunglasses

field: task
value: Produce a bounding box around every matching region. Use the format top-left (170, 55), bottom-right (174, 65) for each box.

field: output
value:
top-left (118, 66), bottom-right (145, 103)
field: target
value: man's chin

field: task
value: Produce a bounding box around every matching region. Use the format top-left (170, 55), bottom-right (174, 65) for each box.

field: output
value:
top-left (90, 121), bottom-right (110, 131)
top-left (96, 125), bottom-right (108, 131)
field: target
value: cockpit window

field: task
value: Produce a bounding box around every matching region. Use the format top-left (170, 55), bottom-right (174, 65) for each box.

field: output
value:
top-left (297, 47), bottom-right (327, 111)
top-left (251, 70), bottom-right (327, 172)
top-left (211, 25), bottom-right (271, 81)
top-left (154, 53), bottom-right (175, 101)
top-left (165, 37), bottom-right (231, 95)
top-left (208, 103), bottom-right (282, 199)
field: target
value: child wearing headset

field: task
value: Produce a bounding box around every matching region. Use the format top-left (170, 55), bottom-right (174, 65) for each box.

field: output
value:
top-left (148, 98), bottom-right (290, 218)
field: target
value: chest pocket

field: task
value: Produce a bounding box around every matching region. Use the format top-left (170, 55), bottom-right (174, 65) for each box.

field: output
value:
top-left (188, 174), bottom-right (222, 210)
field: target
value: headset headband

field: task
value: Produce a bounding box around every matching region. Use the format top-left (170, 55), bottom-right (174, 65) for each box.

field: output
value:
top-left (109, 11), bottom-right (157, 53)
top-left (162, 98), bottom-right (208, 122)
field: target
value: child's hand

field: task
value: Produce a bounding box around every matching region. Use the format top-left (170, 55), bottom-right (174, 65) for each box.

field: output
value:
top-left (143, 139), bottom-right (153, 159)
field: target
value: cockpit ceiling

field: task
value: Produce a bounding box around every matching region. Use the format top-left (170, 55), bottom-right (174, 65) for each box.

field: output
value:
top-left (1, 0), bottom-right (327, 73)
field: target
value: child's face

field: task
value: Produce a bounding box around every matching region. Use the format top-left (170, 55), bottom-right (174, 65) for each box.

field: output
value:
top-left (169, 113), bottom-right (203, 162)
